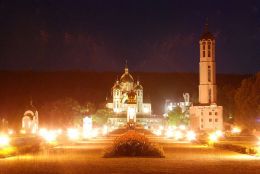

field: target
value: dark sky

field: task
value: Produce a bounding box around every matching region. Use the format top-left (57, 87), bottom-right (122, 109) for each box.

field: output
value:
top-left (0, 0), bottom-right (259, 73)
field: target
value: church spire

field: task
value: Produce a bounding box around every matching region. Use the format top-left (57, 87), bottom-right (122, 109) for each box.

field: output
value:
top-left (204, 18), bottom-right (209, 33)
top-left (200, 19), bottom-right (215, 40)
top-left (125, 59), bottom-right (129, 74)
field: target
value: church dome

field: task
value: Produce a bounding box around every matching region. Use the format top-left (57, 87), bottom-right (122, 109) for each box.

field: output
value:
top-left (200, 23), bottom-right (215, 40)
top-left (120, 66), bottom-right (134, 83)
top-left (120, 73), bottom-right (134, 83)
top-left (24, 100), bottom-right (37, 117)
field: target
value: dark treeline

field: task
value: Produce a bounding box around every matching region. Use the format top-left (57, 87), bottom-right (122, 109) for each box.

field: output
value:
top-left (0, 71), bottom-right (249, 128)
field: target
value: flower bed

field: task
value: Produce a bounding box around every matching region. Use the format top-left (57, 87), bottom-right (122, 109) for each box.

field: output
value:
top-left (104, 131), bottom-right (164, 158)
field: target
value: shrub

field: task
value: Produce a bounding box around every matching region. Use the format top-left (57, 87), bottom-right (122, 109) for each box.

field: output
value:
top-left (104, 131), bottom-right (164, 158)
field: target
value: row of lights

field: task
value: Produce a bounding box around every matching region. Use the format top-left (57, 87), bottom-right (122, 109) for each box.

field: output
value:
top-left (38, 125), bottom-right (109, 144)
top-left (152, 125), bottom-right (196, 141)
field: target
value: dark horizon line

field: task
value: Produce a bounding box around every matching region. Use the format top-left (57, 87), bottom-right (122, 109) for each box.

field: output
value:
top-left (0, 69), bottom-right (255, 75)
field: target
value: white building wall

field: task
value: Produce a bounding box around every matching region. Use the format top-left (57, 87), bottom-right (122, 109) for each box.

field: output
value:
top-left (136, 89), bottom-right (143, 113)
top-left (190, 104), bottom-right (223, 131)
top-left (143, 103), bottom-right (151, 115)
top-left (199, 39), bottom-right (217, 104)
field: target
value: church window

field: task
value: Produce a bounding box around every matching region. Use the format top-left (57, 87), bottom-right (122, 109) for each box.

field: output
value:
top-left (209, 118), bottom-right (212, 122)
top-left (209, 112), bottom-right (212, 115)
top-left (202, 42), bottom-right (206, 50)
top-left (215, 112), bottom-right (218, 116)
top-left (215, 118), bottom-right (218, 122)
top-left (201, 124), bottom-right (204, 128)
top-left (208, 42), bottom-right (211, 57)
top-left (201, 111), bottom-right (203, 116)
top-left (202, 42), bottom-right (206, 57)
top-left (201, 118), bottom-right (203, 122)
top-left (208, 66), bottom-right (211, 82)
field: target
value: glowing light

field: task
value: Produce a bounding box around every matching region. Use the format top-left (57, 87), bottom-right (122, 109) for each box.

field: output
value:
top-left (8, 129), bottom-right (14, 135)
top-left (165, 129), bottom-right (174, 138)
top-left (231, 127), bottom-right (241, 134)
top-left (44, 131), bottom-right (57, 143)
top-left (159, 126), bottom-right (164, 130)
top-left (143, 107), bottom-right (149, 113)
top-left (171, 125), bottom-right (177, 130)
top-left (153, 130), bottom-right (162, 136)
top-left (215, 130), bottom-right (223, 137)
top-left (83, 116), bottom-right (92, 138)
top-left (20, 129), bottom-right (26, 134)
top-left (174, 130), bottom-right (183, 140)
top-left (56, 129), bottom-right (63, 135)
top-left (102, 125), bottom-right (108, 136)
top-left (39, 128), bottom-right (48, 137)
top-left (186, 131), bottom-right (196, 141)
top-left (67, 128), bottom-right (80, 141)
top-left (39, 128), bottom-right (58, 143)
top-left (209, 133), bottom-right (218, 142)
top-left (128, 107), bottom-right (136, 119)
top-left (0, 134), bottom-right (10, 147)
top-left (91, 129), bottom-right (99, 138)
top-left (179, 125), bottom-right (186, 130)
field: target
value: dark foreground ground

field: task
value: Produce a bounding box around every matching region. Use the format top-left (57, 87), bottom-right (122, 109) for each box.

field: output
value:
top-left (0, 134), bottom-right (260, 174)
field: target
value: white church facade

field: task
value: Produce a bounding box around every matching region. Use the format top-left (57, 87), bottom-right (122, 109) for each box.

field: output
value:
top-left (189, 23), bottom-right (223, 131)
top-left (106, 64), bottom-right (164, 127)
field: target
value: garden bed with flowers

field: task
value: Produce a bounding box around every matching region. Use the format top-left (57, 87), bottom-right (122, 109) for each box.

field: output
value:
top-left (104, 131), bottom-right (165, 158)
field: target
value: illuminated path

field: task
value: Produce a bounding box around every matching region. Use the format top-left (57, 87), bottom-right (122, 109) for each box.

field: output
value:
top-left (0, 133), bottom-right (260, 174)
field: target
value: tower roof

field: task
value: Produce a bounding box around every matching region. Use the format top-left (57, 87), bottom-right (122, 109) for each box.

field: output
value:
top-left (120, 61), bottom-right (134, 83)
top-left (200, 22), bottom-right (215, 40)
top-left (113, 80), bottom-right (121, 89)
top-left (25, 99), bottom-right (37, 113)
top-left (135, 80), bottom-right (143, 90)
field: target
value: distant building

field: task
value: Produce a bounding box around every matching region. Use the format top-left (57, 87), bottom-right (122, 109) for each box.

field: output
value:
top-left (22, 101), bottom-right (39, 134)
top-left (164, 93), bottom-right (192, 117)
top-left (189, 23), bottom-right (223, 131)
top-left (106, 63), bottom-right (164, 127)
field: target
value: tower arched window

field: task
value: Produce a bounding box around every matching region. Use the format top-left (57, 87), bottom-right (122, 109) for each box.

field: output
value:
top-left (208, 41), bottom-right (211, 57)
top-left (208, 66), bottom-right (211, 82)
top-left (202, 42), bottom-right (206, 57)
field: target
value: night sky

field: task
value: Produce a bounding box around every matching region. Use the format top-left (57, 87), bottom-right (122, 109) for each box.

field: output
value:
top-left (0, 0), bottom-right (259, 73)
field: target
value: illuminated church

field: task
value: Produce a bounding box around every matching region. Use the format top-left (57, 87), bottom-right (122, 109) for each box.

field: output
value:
top-left (106, 64), bottom-right (163, 127)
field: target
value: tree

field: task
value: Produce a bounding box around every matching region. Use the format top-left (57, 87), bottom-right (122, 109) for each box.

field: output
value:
top-left (40, 97), bottom-right (81, 128)
top-left (80, 102), bottom-right (96, 115)
top-left (218, 84), bottom-right (237, 122)
top-left (167, 106), bottom-right (186, 126)
top-left (92, 108), bottom-right (113, 126)
top-left (234, 72), bottom-right (260, 129)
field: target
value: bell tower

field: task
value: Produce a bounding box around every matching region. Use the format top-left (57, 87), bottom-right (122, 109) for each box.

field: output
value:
top-left (199, 22), bottom-right (217, 104)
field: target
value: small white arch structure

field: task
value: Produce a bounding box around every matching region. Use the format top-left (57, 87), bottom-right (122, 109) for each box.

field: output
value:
top-left (22, 110), bottom-right (39, 134)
